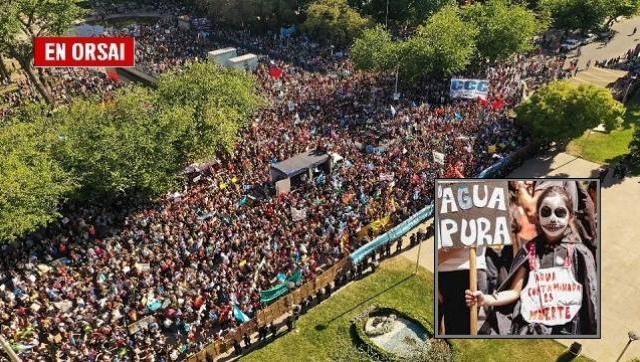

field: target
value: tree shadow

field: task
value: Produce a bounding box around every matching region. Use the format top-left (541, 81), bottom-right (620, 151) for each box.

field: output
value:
top-left (314, 274), bottom-right (414, 332)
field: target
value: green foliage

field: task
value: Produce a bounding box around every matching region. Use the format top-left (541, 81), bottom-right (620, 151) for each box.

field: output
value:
top-left (348, 0), bottom-right (454, 26)
top-left (463, 0), bottom-right (545, 62)
top-left (404, 5), bottom-right (478, 78)
top-left (350, 5), bottom-right (477, 82)
top-left (540, 0), bottom-right (609, 31)
top-left (302, 0), bottom-right (372, 46)
top-left (0, 0), bottom-right (85, 102)
top-left (0, 120), bottom-right (75, 242)
top-left (194, 0), bottom-right (303, 29)
top-left (350, 25), bottom-right (397, 72)
top-left (608, 0), bottom-right (640, 23)
top-left (155, 62), bottom-right (264, 162)
top-left (55, 87), bottom-right (188, 200)
top-left (516, 81), bottom-right (625, 144)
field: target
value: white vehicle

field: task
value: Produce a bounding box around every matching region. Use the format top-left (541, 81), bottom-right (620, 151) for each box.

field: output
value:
top-left (560, 39), bottom-right (581, 51)
top-left (582, 33), bottom-right (598, 45)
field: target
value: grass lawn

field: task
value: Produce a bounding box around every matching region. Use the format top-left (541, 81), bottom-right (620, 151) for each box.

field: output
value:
top-left (567, 96), bottom-right (639, 173)
top-left (241, 258), bottom-right (591, 362)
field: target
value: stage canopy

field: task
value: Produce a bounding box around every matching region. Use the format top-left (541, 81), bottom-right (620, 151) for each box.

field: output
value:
top-left (270, 150), bottom-right (330, 181)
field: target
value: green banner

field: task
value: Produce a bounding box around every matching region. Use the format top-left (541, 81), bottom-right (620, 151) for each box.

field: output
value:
top-left (259, 269), bottom-right (303, 303)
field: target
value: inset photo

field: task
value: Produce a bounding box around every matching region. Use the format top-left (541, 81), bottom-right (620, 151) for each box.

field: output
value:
top-left (435, 179), bottom-right (600, 338)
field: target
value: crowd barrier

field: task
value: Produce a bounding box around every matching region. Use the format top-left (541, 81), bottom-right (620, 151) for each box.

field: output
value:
top-left (186, 258), bottom-right (351, 361)
top-left (186, 143), bottom-right (536, 360)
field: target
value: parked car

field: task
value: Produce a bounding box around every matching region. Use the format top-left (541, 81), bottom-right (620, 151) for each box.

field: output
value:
top-left (582, 33), bottom-right (598, 45)
top-left (560, 39), bottom-right (581, 51)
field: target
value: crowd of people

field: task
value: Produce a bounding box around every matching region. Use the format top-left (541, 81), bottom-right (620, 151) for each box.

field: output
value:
top-left (0, 12), bottom-right (573, 361)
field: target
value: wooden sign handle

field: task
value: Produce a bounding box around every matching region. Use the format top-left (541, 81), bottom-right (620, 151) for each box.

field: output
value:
top-left (469, 247), bottom-right (478, 336)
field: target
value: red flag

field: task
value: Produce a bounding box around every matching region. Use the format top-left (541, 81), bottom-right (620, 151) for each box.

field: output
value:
top-left (106, 69), bottom-right (120, 82)
top-left (269, 66), bottom-right (283, 79)
top-left (478, 97), bottom-right (489, 107)
top-left (491, 98), bottom-right (505, 111)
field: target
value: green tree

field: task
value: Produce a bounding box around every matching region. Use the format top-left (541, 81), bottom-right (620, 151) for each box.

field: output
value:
top-left (193, 0), bottom-right (306, 29)
top-left (56, 87), bottom-right (189, 200)
top-left (155, 62), bottom-right (264, 162)
top-left (0, 0), bottom-right (84, 103)
top-left (0, 120), bottom-right (75, 242)
top-left (606, 0), bottom-right (640, 27)
top-left (463, 0), bottom-right (545, 62)
top-left (540, 0), bottom-right (608, 32)
top-left (403, 5), bottom-right (478, 79)
top-left (516, 81), bottom-right (625, 144)
top-left (302, 0), bottom-right (372, 46)
top-left (350, 25), bottom-right (397, 72)
top-left (348, 0), bottom-right (454, 27)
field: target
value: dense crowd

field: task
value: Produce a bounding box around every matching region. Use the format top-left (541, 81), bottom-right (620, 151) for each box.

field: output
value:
top-left (0, 15), bottom-right (571, 361)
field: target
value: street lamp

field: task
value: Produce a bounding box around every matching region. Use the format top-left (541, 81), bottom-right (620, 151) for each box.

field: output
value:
top-left (616, 330), bottom-right (640, 362)
top-left (385, 0), bottom-right (389, 28)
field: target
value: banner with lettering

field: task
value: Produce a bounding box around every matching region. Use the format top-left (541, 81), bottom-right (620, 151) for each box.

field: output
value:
top-left (450, 78), bottom-right (490, 99)
top-left (436, 180), bottom-right (512, 249)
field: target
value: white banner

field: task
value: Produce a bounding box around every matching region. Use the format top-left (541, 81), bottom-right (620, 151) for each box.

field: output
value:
top-left (433, 151), bottom-right (445, 165)
top-left (450, 78), bottom-right (489, 99)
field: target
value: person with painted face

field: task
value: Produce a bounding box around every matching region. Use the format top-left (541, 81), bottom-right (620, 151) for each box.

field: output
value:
top-left (466, 186), bottom-right (598, 335)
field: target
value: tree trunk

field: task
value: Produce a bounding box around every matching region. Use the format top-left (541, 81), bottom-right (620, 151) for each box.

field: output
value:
top-left (0, 55), bottom-right (9, 82)
top-left (17, 58), bottom-right (53, 104)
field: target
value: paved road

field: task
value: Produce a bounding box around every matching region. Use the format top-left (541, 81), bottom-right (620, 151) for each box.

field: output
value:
top-left (574, 16), bottom-right (640, 69)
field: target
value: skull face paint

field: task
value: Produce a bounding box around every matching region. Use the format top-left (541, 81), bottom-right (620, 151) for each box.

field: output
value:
top-left (538, 194), bottom-right (570, 240)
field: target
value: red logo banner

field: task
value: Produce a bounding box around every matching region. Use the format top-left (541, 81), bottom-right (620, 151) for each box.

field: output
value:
top-left (34, 37), bottom-right (135, 67)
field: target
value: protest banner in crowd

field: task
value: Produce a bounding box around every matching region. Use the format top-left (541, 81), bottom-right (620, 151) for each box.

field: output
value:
top-left (450, 78), bottom-right (490, 99)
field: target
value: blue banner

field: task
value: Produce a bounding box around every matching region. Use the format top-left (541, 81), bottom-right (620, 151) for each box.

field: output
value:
top-left (350, 204), bottom-right (434, 264)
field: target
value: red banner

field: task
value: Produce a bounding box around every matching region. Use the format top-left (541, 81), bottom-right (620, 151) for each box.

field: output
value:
top-left (34, 36), bottom-right (135, 67)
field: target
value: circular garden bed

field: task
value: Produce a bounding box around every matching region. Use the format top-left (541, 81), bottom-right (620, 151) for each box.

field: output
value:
top-left (351, 306), bottom-right (454, 361)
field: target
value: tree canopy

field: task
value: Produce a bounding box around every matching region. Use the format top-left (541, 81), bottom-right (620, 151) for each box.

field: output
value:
top-left (193, 0), bottom-right (306, 29)
top-left (55, 88), bottom-right (188, 200)
top-left (0, 62), bottom-right (264, 240)
top-left (350, 25), bottom-right (398, 72)
top-left (0, 119), bottom-right (75, 242)
top-left (351, 5), bottom-right (477, 82)
top-left (0, 0), bottom-right (84, 103)
top-left (463, 0), bottom-right (544, 62)
top-left (539, 0), bottom-right (639, 31)
top-left (302, 0), bottom-right (372, 46)
top-left (155, 62), bottom-right (264, 162)
top-left (516, 81), bottom-right (625, 143)
top-left (348, 0), bottom-right (454, 26)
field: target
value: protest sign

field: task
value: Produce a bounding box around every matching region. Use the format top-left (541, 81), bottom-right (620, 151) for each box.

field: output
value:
top-left (128, 316), bottom-right (156, 334)
top-left (450, 78), bottom-right (489, 99)
top-left (291, 206), bottom-right (307, 222)
top-left (433, 151), bottom-right (445, 166)
top-left (436, 180), bottom-right (511, 249)
top-left (379, 173), bottom-right (394, 182)
top-left (520, 267), bottom-right (583, 326)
